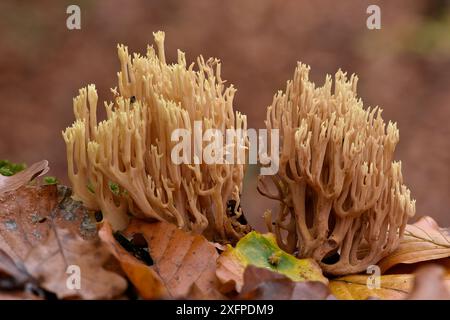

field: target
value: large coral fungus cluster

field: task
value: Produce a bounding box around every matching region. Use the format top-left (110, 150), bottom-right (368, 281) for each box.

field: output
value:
top-left (258, 63), bottom-right (415, 275)
top-left (63, 32), bottom-right (250, 242)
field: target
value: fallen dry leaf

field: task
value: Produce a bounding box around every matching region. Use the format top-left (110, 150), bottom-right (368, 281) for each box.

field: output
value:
top-left (0, 185), bottom-right (126, 299)
top-left (238, 265), bottom-right (332, 300)
top-left (0, 185), bottom-right (97, 263)
top-left (0, 160), bottom-right (49, 196)
top-left (24, 227), bottom-right (127, 299)
top-left (379, 216), bottom-right (450, 273)
top-left (100, 219), bottom-right (225, 299)
top-left (99, 221), bottom-right (168, 299)
top-left (216, 231), bottom-right (327, 293)
top-left (126, 220), bottom-right (225, 299)
top-left (0, 185), bottom-right (58, 262)
top-left (329, 272), bottom-right (450, 300)
top-left (407, 264), bottom-right (450, 300)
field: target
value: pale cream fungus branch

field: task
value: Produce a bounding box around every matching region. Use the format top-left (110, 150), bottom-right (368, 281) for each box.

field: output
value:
top-left (258, 63), bottom-right (415, 275)
top-left (63, 31), bottom-right (250, 242)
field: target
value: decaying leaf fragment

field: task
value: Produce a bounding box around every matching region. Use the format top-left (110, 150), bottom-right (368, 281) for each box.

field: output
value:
top-left (407, 264), bottom-right (450, 300)
top-left (238, 265), bottom-right (332, 300)
top-left (379, 216), bottom-right (450, 272)
top-left (216, 231), bottom-right (327, 293)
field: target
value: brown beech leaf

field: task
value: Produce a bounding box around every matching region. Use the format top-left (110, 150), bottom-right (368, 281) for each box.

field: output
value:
top-left (101, 219), bottom-right (225, 299)
top-left (0, 185), bottom-right (126, 299)
top-left (379, 216), bottom-right (450, 273)
top-left (0, 160), bottom-right (49, 196)
top-left (0, 185), bottom-right (58, 262)
top-left (99, 221), bottom-right (168, 299)
top-left (23, 227), bottom-right (127, 299)
top-left (238, 265), bottom-right (333, 300)
top-left (407, 264), bottom-right (450, 300)
top-left (330, 272), bottom-right (450, 300)
top-left (0, 185), bottom-right (97, 264)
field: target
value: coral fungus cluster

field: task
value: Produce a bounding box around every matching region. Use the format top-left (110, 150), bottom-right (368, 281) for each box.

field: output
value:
top-left (258, 63), bottom-right (416, 274)
top-left (63, 32), bottom-right (249, 242)
top-left (63, 30), bottom-right (416, 273)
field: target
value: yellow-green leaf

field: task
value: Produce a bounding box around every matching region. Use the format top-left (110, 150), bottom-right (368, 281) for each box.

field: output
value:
top-left (216, 231), bottom-right (327, 292)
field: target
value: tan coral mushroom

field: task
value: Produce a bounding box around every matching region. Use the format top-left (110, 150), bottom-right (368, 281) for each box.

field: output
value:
top-left (258, 63), bottom-right (415, 275)
top-left (63, 31), bottom-right (250, 242)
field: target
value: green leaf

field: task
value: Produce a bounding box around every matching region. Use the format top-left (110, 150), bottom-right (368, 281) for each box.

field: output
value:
top-left (0, 167), bottom-right (13, 176)
top-left (0, 160), bottom-right (26, 176)
top-left (43, 176), bottom-right (58, 185)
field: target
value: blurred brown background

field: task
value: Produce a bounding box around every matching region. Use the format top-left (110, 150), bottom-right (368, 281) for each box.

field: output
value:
top-left (0, 0), bottom-right (449, 228)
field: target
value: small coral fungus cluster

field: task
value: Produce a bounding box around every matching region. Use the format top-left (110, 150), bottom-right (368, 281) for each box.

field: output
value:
top-left (63, 32), bottom-right (249, 242)
top-left (258, 63), bottom-right (415, 274)
top-left (63, 31), bottom-right (415, 275)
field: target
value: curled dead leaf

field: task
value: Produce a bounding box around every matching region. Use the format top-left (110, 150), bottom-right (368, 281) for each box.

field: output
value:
top-left (0, 160), bottom-right (49, 196)
top-left (379, 216), bottom-right (450, 273)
